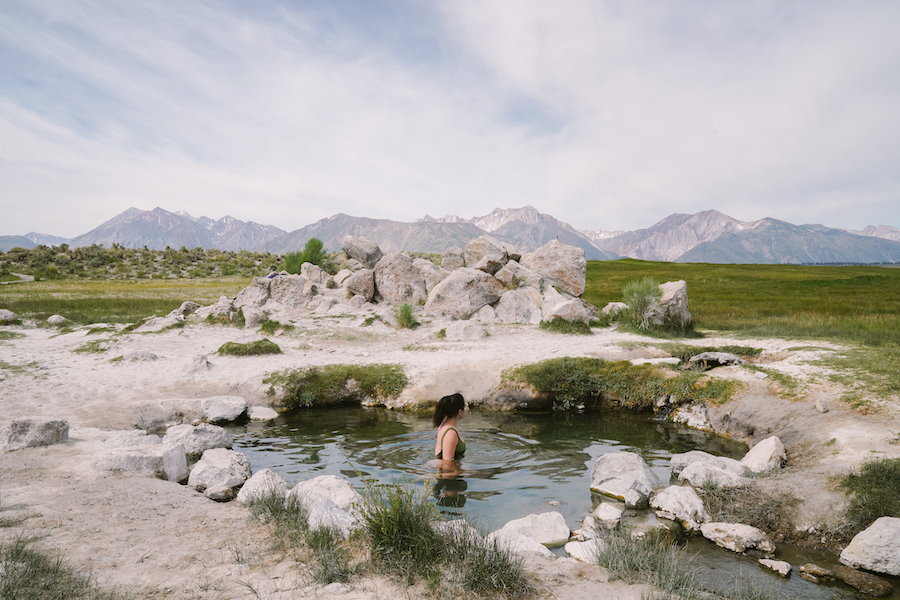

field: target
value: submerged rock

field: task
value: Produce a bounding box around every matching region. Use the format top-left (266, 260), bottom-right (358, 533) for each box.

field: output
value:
top-left (700, 523), bottom-right (775, 555)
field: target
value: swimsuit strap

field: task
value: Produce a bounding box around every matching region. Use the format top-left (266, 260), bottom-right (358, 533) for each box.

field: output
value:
top-left (439, 427), bottom-right (459, 447)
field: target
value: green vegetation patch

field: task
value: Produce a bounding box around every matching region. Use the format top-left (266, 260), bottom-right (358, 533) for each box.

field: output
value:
top-left (259, 318), bottom-right (295, 335)
top-left (595, 531), bottom-right (699, 597)
top-left (503, 356), bottom-right (740, 412)
top-left (217, 338), bottom-right (282, 356)
top-left (0, 330), bottom-right (25, 341)
top-left (539, 317), bottom-right (592, 335)
top-left (840, 457), bottom-right (900, 534)
top-left (73, 339), bottom-right (112, 354)
top-left (815, 343), bottom-right (900, 403)
top-left (698, 484), bottom-right (801, 543)
top-left (655, 343), bottom-right (763, 363)
top-left (392, 303), bottom-right (420, 329)
top-left (264, 363), bottom-right (408, 409)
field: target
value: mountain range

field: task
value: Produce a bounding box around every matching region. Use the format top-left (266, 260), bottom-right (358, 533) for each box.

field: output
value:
top-left (2, 206), bottom-right (899, 265)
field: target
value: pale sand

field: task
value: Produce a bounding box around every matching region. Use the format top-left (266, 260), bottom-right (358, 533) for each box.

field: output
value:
top-left (1, 314), bottom-right (898, 599)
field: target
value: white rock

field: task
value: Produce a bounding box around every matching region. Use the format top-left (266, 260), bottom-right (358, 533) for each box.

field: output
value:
top-left (233, 278), bottom-right (271, 308)
top-left (301, 263), bottom-right (334, 288)
top-left (248, 406), bottom-right (279, 420)
top-left (200, 396), bottom-right (247, 423)
top-left (103, 430), bottom-right (161, 448)
top-left (544, 299), bottom-right (590, 325)
top-left (840, 516), bottom-right (900, 576)
top-left (495, 511), bottom-right (571, 547)
top-left (590, 452), bottom-right (659, 509)
top-left (374, 252), bottom-right (428, 305)
top-left (592, 502), bottom-right (624, 530)
top-left (700, 523), bottom-right (775, 554)
top-left (344, 269), bottom-right (375, 302)
top-left (486, 529), bottom-right (555, 558)
top-left (647, 280), bottom-right (692, 329)
top-left (241, 306), bottom-right (267, 328)
top-left (0, 417), bottom-right (69, 452)
top-left (301, 492), bottom-right (358, 538)
top-left (741, 436), bottom-right (786, 473)
top-left (631, 357), bottom-right (682, 366)
top-left (678, 461), bottom-right (749, 489)
top-left (333, 269), bottom-right (353, 286)
top-left (188, 448), bottom-right (252, 492)
top-left (445, 320), bottom-right (486, 341)
top-left (650, 485), bottom-right (709, 532)
top-left (413, 258), bottom-right (448, 295)
top-left (670, 451), bottom-right (746, 477)
top-left (163, 423), bottom-right (232, 458)
top-left (565, 539), bottom-right (603, 562)
top-left (268, 275), bottom-right (315, 309)
top-left (236, 468), bottom-right (290, 504)
top-left (463, 235), bottom-right (508, 271)
top-left (0, 308), bottom-right (17, 323)
top-left (423, 268), bottom-right (506, 320)
top-left (495, 289), bottom-right (542, 325)
top-left (433, 519), bottom-right (482, 542)
top-left (441, 247), bottom-right (465, 271)
top-left (472, 304), bottom-right (496, 324)
top-left (601, 302), bottom-right (628, 317)
top-left (290, 475), bottom-right (361, 512)
top-left (519, 240), bottom-right (587, 297)
top-left (759, 558), bottom-right (792, 577)
top-left (196, 296), bottom-right (235, 320)
top-left (671, 404), bottom-right (713, 431)
top-left (94, 442), bottom-right (188, 483)
top-left (342, 235), bottom-right (383, 269)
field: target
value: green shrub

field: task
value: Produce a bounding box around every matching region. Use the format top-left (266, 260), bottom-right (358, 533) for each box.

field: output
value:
top-left (840, 457), bottom-right (900, 534)
top-left (539, 317), bottom-right (592, 335)
top-left (442, 524), bottom-right (532, 598)
top-left (697, 484), bottom-right (800, 543)
top-left (285, 238), bottom-right (337, 275)
top-left (595, 531), bottom-right (698, 597)
top-left (393, 303), bottom-right (420, 329)
top-left (259, 318), bottom-right (295, 335)
top-left (217, 339), bottom-right (282, 356)
top-left (622, 276), bottom-right (662, 330)
top-left (436, 328), bottom-right (446, 339)
top-left (264, 363), bottom-right (408, 409)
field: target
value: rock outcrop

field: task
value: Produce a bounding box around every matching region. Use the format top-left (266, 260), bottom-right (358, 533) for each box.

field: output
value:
top-left (840, 517), bottom-right (900, 576)
top-left (590, 451), bottom-right (659, 509)
top-left (0, 417), bottom-right (69, 453)
top-left (700, 522), bottom-right (775, 554)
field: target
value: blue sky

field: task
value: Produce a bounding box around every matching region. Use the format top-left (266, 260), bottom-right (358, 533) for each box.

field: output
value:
top-left (2, 0), bottom-right (899, 237)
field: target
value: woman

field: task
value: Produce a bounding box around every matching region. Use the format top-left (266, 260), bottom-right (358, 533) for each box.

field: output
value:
top-left (433, 393), bottom-right (466, 461)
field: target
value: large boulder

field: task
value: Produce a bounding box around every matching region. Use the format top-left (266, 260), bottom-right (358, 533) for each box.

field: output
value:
top-left (299, 492), bottom-right (358, 538)
top-left (670, 451), bottom-right (746, 477)
top-left (494, 289), bottom-right (542, 325)
top-left (423, 268), bottom-right (506, 320)
top-left (503, 260), bottom-right (547, 292)
top-left (0, 308), bottom-right (16, 323)
top-left (543, 299), bottom-right (590, 325)
top-left (236, 468), bottom-right (290, 504)
top-left (647, 280), bottom-right (691, 329)
top-left (47, 314), bottom-right (68, 326)
top-left (650, 485), bottom-right (709, 532)
top-left (93, 433), bottom-right (188, 483)
top-left (519, 240), bottom-right (586, 297)
top-left (678, 461), bottom-right (749, 489)
top-left (163, 423), bottom-right (232, 460)
top-left (289, 475), bottom-right (362, 512)
top-left (374, 253), bottom-right (427, 305)
top-left (441, 246), bottom-right (465, 271)
top-left (700, 523), bottom-right (775, 554)
top-left (463, 235), bottom-right (508, 272)
top-left (590, 451), bottom-right (659, 509)
top-left (740, 436), bottom-right (786, 474)
top-left (187, 448), bottom-right (252, 495)
top-left (342, 236), bottom-right (383, 269)
top-left (200, 396), bottom-right (247, 423)
top-left (268, 274), bottom-right (316, 309)
top-left (344, 268), bottom-right (375, 302)
top-left (486, 529), bottom-right (555, 559)
top-left (233, 277), bottom-right (271, 309)
top-left (493, 511), bottom-right (570, 547)
top-left (840, 517), bottom-right (900, 576)
top-left (413, 258), bottom-right (448, 294)
top-left (0, 417), bottom-right (69, 453)
top-left (301, 263), bottom-right (334, 288)
top-left (195, 296), bottom-right (235, 320)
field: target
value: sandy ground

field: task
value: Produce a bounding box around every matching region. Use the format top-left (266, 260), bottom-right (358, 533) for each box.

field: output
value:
top-left (1, 312), bottom-right (899, 599)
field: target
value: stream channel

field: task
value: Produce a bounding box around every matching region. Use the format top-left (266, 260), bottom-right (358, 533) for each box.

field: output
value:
top-left (229, 406), bottom-right (898, 599)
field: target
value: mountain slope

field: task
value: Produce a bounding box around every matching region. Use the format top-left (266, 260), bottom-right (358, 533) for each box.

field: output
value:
top-left (0, 236), bottom-right (37, 252)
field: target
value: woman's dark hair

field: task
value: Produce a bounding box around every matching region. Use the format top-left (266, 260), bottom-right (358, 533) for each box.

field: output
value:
top-left (432, 393), bottom-right (465, 428)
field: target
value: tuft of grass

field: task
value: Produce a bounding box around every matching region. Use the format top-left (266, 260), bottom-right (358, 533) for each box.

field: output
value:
top-left (85, 326), bottom-right (116, 335)
top-left (595, 531), bottom-right (699, 598)
top-left (697, 483), bottom-right (800, 543)
top-left (392, 303), bottom-right (420, 329)
top-left (73, 339), bottom-right (112, 354)
top-left (258, 318), bottom-right (295, 335)
top-left (539, 317), bottom-right (592, 335)
top-left (621, 276), bottom-right (662, 330)
top-left (839, 457), bottom-right (900, 534)
top-left (436, 328), bottom-right (446, 339)
top-left (0, 330), bottom-right (26, 341)
top-left (217, 339), bottom-right (282, 356)
top-left (503, 357), bottom-right (741, 412)
top-left (264, 363), bottom-right (408, 409)
top-left (0, 535), bottom-right (132, 600)
top-left (442, 524), bottom-right (533, 599)
top-left (361, 315), bottom-right (381, 327)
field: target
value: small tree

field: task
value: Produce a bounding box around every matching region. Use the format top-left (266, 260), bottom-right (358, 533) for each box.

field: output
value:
top-left (285, 238), bottom-right (329, 274)
top-left (622, 276), bottom-right (662, 329)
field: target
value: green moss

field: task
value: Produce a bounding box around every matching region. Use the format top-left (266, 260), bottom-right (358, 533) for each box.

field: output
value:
top-left (73, 339), bottom-right (111, 354)
top-left (539, 318), bottom-right (592, 335)
top-left (264, 363), bottom-right (408, 409)
top-left (217, 338), bottom-right (282, 356)
top-left (259, 319), bottom-right (295, 335)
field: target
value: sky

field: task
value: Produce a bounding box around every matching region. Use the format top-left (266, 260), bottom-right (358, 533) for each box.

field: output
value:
top-left (2, 0), bottom-right (899, 238)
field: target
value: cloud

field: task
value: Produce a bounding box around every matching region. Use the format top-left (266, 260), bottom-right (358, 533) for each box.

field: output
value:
top-left (1, 0), bottom-right (899, 237)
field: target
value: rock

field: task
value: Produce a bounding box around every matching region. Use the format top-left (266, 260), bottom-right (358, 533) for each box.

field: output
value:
top-left (298, 492), bottom-right (358, 538)
top-left (236, 468), bottom-right (290, 504)
top-left (0, 417), bottom-right (69, 452)
top-left (672, 404), bottom-right (715, 431)
top-left (132, 398), bottom-right (204, 433)
top-left (815, 399), bottom-right (829, 413)
top-left (647, 280), bottom-right (692, 329)
top-left (342, 235), bottom-right (383, 269)
top-left (493, 265), bottom-right (518, 289)
top-left (205, 486), bottom-right (237, 502)
top-left (94, 436), bottom-right (188, 483)
top-left (0, 308), bottom-right (16, 323)
top-left (268, 274), bottom-right (315, 308)
top-left (122, 350), bottom-right (158, 362)
top-left (233, 277), bottom-right (271, 308)
top-left (626, 511), bottom-right (676, 539)
top-left (241, 306), bottom-right (266, 328)
top-left (601, 302), bottom-right (628, 317)
top-left (374, 253), bottom-right (427, 305)
top-left (413, 258), bottom-right (447, 294)
top-left (345, 268), bottom-right (376, 302)
top-left (832, 564), bottom-right (893, 596)
top-left (196, 296), bottom-right (235, 320)
top-left (519, 240), bottom-right (586, 297)
top-left (463, 235), bottom-right (508, 271)
top-left (200, 396), bottom-right (247, 423)
top-left (840, 517), bottom-right (900, 576)
top-left (186, 354), bottom-right (211, 375)
top-left (688, 352), bottom-right (747, 369)
top-left (301, 262), bottom-right (334, 288)
top-left (188, 448), bottom-right (252, 492)
top-left (678, 461), bottom-right (749, 489)
top-left (670, 450), bottom-right (746, 477)
top-left (543, 299), bottom-right (590, 325)
top-left (592, 503), bottom-right (623, 530)
top-left (248, 406), bottom-right (278, 420)
top-left (495, 289), bottom-right (542, 325)
top-left (590, 452), bottom-right (659, 509)
top-left (759, 559), bottom-right (792, 577)
top-left (700, 523), bottom-right (775, 554)
top-left (471, 304), bottom-right (496, 323)
top-left (494, 511), bottom-right (571, 547)
top-left (163, 423), bottom-right (232, 459)
top-left (741, 436), bottom-right (786, 473)
top-left (632, 358), bottom-right (681, 366)
top-left (754, 371), bottom-right (769, 379)
top-left (347, 294), bottom-right (367, 309)
top-left (47, 314), bottom-right (68, 326)
top-left (290, 475), bottom-right (362, 512)
top-left (539, 284), bottom-right (572, 320)
top-left (441, 246), bottom-right (465, 271)
top-left (503, 260), bottom-right (548, 292)
top-left (333, 268), bottom-right (353, 286)
top-left (650, 485), bottom-right (709, 532)
top-left (565, 540), bottom-right (602, 562)
top-left (486, 529), bottom-right (555, 558)
top-left (799, 563), bottom-right (833, 579)
top-left (433, 519), bottom-right (482, 542)
top-left (423, 268), bottom-right (506, 319)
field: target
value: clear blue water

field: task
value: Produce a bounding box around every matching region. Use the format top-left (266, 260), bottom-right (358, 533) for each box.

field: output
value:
top-left (228, 406), bottom-right (899, 599)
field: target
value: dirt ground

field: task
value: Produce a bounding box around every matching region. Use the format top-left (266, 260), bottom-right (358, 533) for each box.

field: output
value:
top-left (1, 313), bottom-right (898, 599)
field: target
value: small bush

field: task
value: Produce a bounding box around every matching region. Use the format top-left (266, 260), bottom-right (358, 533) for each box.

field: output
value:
top-left (840, 457), bottom-right (900, 534)
top-left (595, 531), bottom-right (698, 597)
top-left (217, 339), bottom-right (282, 356)
top-left (284, 238), bottom-right (337, 275)
top-left (622, 276), bottom-right (662, 330)
top-left (697, 484), bottom-right (800, 543)
top-left (436, 328), bottom-right (446, 339)
top-left (539, 317), bottom-right (592, 335)
top-left (264, 363), bottom-right (408, 409)
top-left (259, 319), bottom-right (295, 335)
top-left (393, 303), bottom-right (420, 329)
top-left (442, 525), bottom-right (533, 598)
